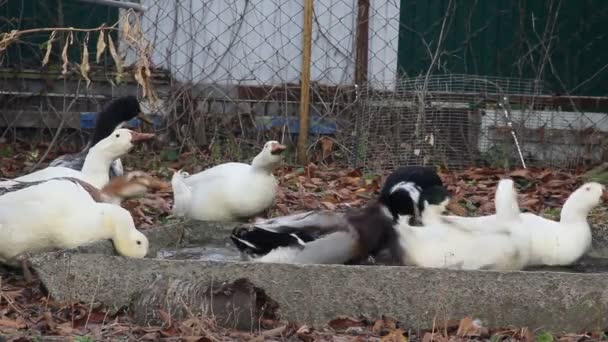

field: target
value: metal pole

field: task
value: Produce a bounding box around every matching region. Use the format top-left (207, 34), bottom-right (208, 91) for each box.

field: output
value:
top-left (76, 0), bottom-right (147, 12)
top-left (297, 0), bottom-right (314, 164)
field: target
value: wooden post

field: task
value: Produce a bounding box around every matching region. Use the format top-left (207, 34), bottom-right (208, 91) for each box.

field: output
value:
top-left (297, 0), bottom-right (314, 164)
top-left (355, 0), bottom-right (370, 85)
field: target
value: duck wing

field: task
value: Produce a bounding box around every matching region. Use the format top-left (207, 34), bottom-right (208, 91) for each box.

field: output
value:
top-left (4, 167), bottom-right (85, 187)
top-left (231, 211), bottom-right (348, 255)
top-left (109, 159), bottom-right (124, 178)
top-left (48, 150), bottom-right (88, 170)
top-left (171, 170), bottom-right (193, 217)
top-left (0, 177), bottom-right (104, 202)
top-left (254, 231), bottom-right (359, 264)
top-left (232, 202), bottom-right (404, 266)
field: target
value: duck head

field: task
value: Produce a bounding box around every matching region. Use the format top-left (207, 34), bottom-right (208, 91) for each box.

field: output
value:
top-left (102, 204), bottom-right (149, 258)
top-left (379, 181), bottom-right (450, 222)
top-left (91, 128), bottom-right (155, 160)
top-left (379, 181), bottom-right (421, 220)
top-left (91, 96), bottom-right (144, 144)
top-left (561, 182), bottom-right (606, 221)
top-left (251, 140), bottom-right (287, 171)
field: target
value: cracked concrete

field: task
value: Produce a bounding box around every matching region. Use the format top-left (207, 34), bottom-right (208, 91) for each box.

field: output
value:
top-left (28, 218), bottom-right (608, 332)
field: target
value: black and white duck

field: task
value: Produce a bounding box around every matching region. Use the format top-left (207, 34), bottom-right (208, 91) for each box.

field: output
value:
top-left (230, 166), bottom-right (449, 265)
top-left (49, 96), bottom-right (147, 178)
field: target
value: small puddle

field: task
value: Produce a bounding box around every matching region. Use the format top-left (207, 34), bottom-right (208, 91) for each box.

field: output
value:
top-left (156, 245), bottom-right (244, 262)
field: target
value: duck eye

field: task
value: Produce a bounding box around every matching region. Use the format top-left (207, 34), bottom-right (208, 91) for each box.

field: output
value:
top-left (115, 134), bottom-right (120, 138)
top-left (586, 187), bottom-right (590, 191)
top-left (136, 240), bottom-right (142, 245)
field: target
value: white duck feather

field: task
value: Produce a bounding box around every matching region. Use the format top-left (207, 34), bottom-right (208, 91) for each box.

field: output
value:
top-left (0, 178), bottom-right (148, 264)
top-left (440, 181), bottom-right (605, 266)
top-left (396, 179), bottom-right (527, 270)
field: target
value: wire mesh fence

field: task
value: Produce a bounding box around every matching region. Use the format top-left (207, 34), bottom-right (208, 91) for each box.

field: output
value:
top-left (0, 0), bottom-right (607, 169)
top-left (352, 74), bottom-right (608, 172)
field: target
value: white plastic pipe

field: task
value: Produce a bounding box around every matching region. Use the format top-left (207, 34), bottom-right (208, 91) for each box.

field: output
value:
top-left (76, 0), bottom-right (146, 12)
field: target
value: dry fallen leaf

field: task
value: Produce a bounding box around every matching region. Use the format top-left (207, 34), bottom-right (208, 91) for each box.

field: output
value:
top-left (320, 136), bottom-right (334, 158)
top-left (0, 318), bottom-right (26, 329)
top-left (456, 317), bottom-right (488, 338)
top-left (381, 329), bottom-right (407, 342)
top-left (328, 316), bottom-right (365, 331)
top-left (509, 168), bottom-right (533, 179)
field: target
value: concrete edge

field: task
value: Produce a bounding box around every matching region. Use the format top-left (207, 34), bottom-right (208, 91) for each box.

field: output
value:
top-left (30, 252), bottom-right (608, 333)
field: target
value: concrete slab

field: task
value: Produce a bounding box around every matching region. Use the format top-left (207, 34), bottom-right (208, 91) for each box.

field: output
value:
top-left (29, 219), bottom-right (608, 333)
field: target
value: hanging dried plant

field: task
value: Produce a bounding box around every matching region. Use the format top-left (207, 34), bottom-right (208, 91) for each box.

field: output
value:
top-left (80, 33), bottom-right (91, 87)
top-left (96, 29), bottom-right (106, 63)
top-left (42, 30), bottom-right (57, 66)
top-left (0, 9), bottom-right (160, 105)
top-left (107, 34), bottom-right (123, 84)
top-left (61, 32), bottom-right (74, 75)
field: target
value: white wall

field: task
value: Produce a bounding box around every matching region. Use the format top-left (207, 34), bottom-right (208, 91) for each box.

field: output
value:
top-left (126, 0), bottom-right (399, 87)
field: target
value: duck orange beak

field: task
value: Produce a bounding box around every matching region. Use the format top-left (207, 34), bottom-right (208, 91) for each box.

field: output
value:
top-left (130, 131), bottom-right (155, 142)
top-left (270, 142), bottom-right (287, 155)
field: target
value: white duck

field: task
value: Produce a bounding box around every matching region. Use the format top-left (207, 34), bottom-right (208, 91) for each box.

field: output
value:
top-left (396, 178), bottom-right (528, 271)
top-left (1, 129), bottom-right (154, 189)
top-left (0, 178), bottom-right (149, 264)
top-left (49, 96), bottom-right (147, 178)
top-left (444, 181), bottom-right (605, 267)
top-left (171, 140), bottom-right (286, 221)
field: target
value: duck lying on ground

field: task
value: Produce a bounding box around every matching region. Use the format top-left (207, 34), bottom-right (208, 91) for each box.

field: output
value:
top-left (171, 141), bottom-right (286, 221)
top-left (441, 181), bottom-right (605, 267)
top-left (49, 96), bottom-right (148, 178)
top-left (230, 166), bottom-right (449, 265)
top-left (396, 178), bottom-right (529, 270)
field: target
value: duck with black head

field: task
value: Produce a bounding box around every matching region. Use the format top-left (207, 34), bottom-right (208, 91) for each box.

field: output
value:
top-left (230, 165), bottom-right (450, 265)
top-left (49, 96), bottom-right (149, 178)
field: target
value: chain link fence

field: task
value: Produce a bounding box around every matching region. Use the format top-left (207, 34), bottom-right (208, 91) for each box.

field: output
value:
top-left (132, 0), bottom-right (394, 161)
top-left (1, 0), bottom-right (607, 169)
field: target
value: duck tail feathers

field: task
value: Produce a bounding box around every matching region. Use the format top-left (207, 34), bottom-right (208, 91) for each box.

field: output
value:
top-left (230, 224), bottom-right (313, 256)
top-left (171, 170), bottom-right (191, 217)
top-left (495, 178), bottom-right (521, 221)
